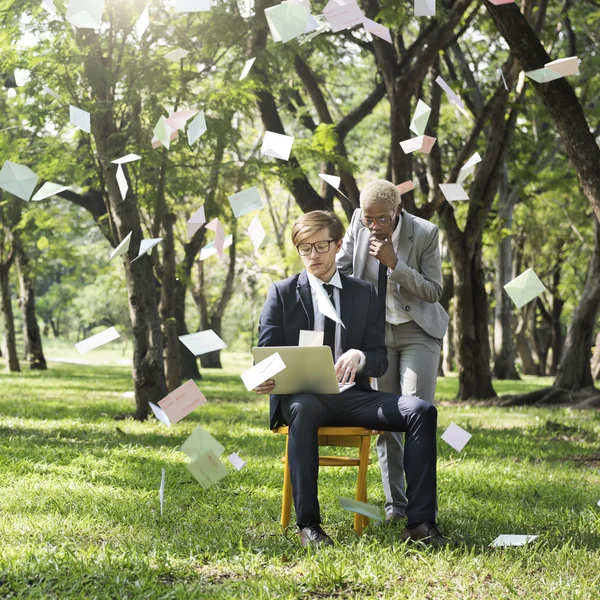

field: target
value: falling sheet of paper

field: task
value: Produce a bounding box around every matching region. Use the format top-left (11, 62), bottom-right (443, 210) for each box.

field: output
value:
top-left (490, 535), bottom-right (538, 547)
top-left (175, 0), bottom-right (210, 11)
top-left (131, 238), bottom-right (163, 263)
top-left (439, 183), bottom-right (469, 201)
top-left (31, 182), bottom-right (70, 201)
top-left (110, 231), bottom-right (132, 260)
top-left (498, 68), bottom-right (508, 90)
top-left (187, 206), bottom-right (206, 237)
top-left (187, 450), bottom-right (228, 489)
top-left (414, 0), bottom-right (435, 16)
top-left (399, 135), bottom-right (437, 155)
top-left (205, 217), bottom-right (226, 257)
top-left (153, 116), bottom-right (172, 150)
top-left (435, 75), bottom-right (465, 109)
top-left (166, 109), bottom-right (199, 132)
top-left (248, 216), bottom-right (267, 251)
top-left (318, 173), bottom-right (351, 201)
top-left (41, 0), bottom-right (57, 16)
top-left (261, 131), bottom-right (294, 161)
top-left (200, 235), bottom-right (233, 260)
top-left (187, 110), bottom-right (207, 145)
top-left (150, 401), bottom-right (171, 426)
top-left (362, 17), bottom-right (391, 43)
top-left (43, 85), bottom-right (61, 100)
top-left (503, 268), bottom-right (546, 309)
top-left (158, 379), bottom-right (207, 425)
top-left (524, 68), bottom-right (563, 84)
top-left (178, 329), bottom-right (227, 357)
top-left (241, 353), bottom-right (286, 392)
top-left (75, 326), bottom-right (120, 354)
top-left (457, 152), bottom-right (482, 184)
top-left (159, 468), bottom-right (165, 516)
top-left (397, 180), bottom-right (415, 195)
top-left (70, 105), bottom-right (91, 133)
top-left (299, 13), bottom-right (329, 45)
top-left (66, 0), bottom-right (105, 28)
top-left (111, 154), bottom-right (141, 164)
top-left (239, 57), bottom-right (256, 80)
top-left (228, 186), bottom-right (264, 218)
top-left (545, 56), bottom-right (579, 77)
top-left (152, 129), bottom-right (178, 149)
top-left (116, 164), bottom-right (128, 200)
top-left (165, 48), bottom-right (189, 62)
top-left (228, 453), bottom-right (247, 471)
top-left (488, 0), bottom-right (514, 5)
top-left (315, 282), bottom-right (345, 327)
top-left (339, 496), bottom-right (382, 521)
top-left (441, 423), bottom-right (472, 452)
top-left (181, 425), bottom-right (225, 459)
top-left (265, 1), bottom-right (310, 43)
top-left (299, 330), bottom-right (324, 347)
top-left (409, 100), bottom-right (431, 137)
top-left (0, 161), bottom-right (39, 201)
top-left (134, 5), bottom-right (149, 38)
top-left (323, 0), bottom-right (364, 33)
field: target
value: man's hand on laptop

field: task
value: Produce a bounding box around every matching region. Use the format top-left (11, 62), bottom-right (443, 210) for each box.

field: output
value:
top-left (335, 350), bottom-right (362, 385)
top-left (253, 379), bottom-right (275, 394)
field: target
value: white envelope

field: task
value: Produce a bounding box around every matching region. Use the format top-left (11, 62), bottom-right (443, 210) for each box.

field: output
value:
top-left (134, 6), bottom-right (149, 38)
top-left (70, 105), bottom-right (91, 133)
top-left (186, 450), bottom-right (228, 489)
top-left (0, 161), bottom-right (39, 201)
top-left (457, 152), bottom-right (482, 184)
top-left (240, 352), bottom-right (286, 391)
top-left (66, 0), bottom-right (105, 28)
top-left (362, 17), bottom-right (391, 43)
top-left (166, 109), bottom-right (199, 132)
top-left (315, 282), bottom-right (345, 327)
top-left (439, 183), bottom-right (469, 201)
top-left (261, 131), bottom-right (294, 161)
top-left (200, 234), bottom-right (233, 260)
top-left (490, 535), bottom-right (538, 547)
top-left (43, 85), bottom-right (61, 100)
top-left (152, 129), bottom-right (178, 149)
top-left (409, 99), bottom-right (431, 137)
top-left (205, 217), bottom-right (226, 257)
top-left (131, 238), bottom-right (163, 263)
top-left (178, 329), bottom-right (227, 356)
top-left (153, 116), bottom-right (172, 150)
top-left (525, 68), bottom-right (563, 84)
top-left (150, 402), bottom-right (171, 426)
top-left (503, 268), bottom-right (546, 309)
top-left (265, 1), bottom-right (310, 43)
top-left (32, 182), bottom-right (70, 201)
top-left (228, 186), bottom-right (264, 218)
top-left (299, 329), bottom-right (324, 347)
top-left (75, 326), bottom-right (120, 354)
top-left (323, 0), bottom-right (364, 32)
top-left (228, 452), bottom-right (247, 470)
top-left (110, 231), bottom-right (132, 260)
top-left (116, 164), bottom-right (128, 200)
top-left (414, 0), bottom-right (435, 16)
top-left (248, 216), bottom-right (267, 251)
top-left (441, 423), bottom-right (472, 452)
top-left (318, 173), bottom-right (351, 201)
top-left (435, 75), bottom-right (465, 109)
top-left (399, 135), bottom-right (436, 154)
top-left (175, 0), bottom-right (210, 11)
top-left (240, 57), bottom-right (256, 81)
top-left (187, 206), bottom-right (206, 238)
top-left (187, 110), bottom-right (207, 146)
top-left (159, 468), bottom-right (165, 516)
top-left (111, 154), bottom-right (141, 164)
top-left (545, 56), bottom-right (579, 77)
top-left (165, 48), bottom-right (189, 62)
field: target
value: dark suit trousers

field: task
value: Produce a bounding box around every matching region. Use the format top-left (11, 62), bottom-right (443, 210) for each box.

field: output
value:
top-left (280, 388), bottom-right (437, 527)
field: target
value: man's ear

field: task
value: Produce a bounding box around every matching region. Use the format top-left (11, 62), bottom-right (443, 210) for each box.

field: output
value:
top-left (335, 239), bottom-right (343, 252)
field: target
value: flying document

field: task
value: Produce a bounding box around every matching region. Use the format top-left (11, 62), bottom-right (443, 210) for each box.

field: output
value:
top-left (240, 352), bottom-right (287, 391)
top-left (158, 379), bottom-right (207, 424)
top-left (261, 131), bottom-right (294, 161)
top-left (70, 105), bottom-right (91, 133)
top-left (526, 56), bottom-right (579, 83)
top-left (75, 326), bottom-right (120, 354)
top-left (248, 216), bottom-right (267, 252)
top-left (323, 0), bottom-right (364, 33)
top-left (187, 110), bottom-right (207, 145)
top-left (175, 0), bottom-right (210, 11)
top-left (205, 218), bottom-right (226, 257)
top-left (397, 180), bottom-right (415, 195)
top-left (131, 238), bottom-right (163, 263)
top-left (181, 425), bottom-right (225, 459)
top-left (457, 152), bottom-right (481, 185)
top-left (362, 18), bottom-right (392, 43)
top-left (150, 402), bottom-right (171, 426)
top-left (134, 6), bottom-right (149, 38)
top-left (111, 154), bottom-right (141, 164)
top-left (488, 0), bottom-right (514, 5)
top-left (399, 135), bottom-right (437, 155)
top-left (239, 57), bottom-right (256, 80)
top-left (503, 268), bottom-right (546, 309)
top-left (166, 109), bottom-right (199, 132)
top-left (153, 116), bottom-right (173, 149)
top-left (109, 231), bottom-right (132, 260)
top-left (490, 535), bottom-right (538, 547)
top-left (265, 1), bottom-right (310, 43)
top-left (441, 423), bottom-right (472, 452)
top-left (159, 469), bottom-right (165, 516)
top-left (200, 235), bottom-right (233, 260)
top-left (318, 173), bottom-right (351, 201)
top-left (438, 183), bottom-right (469, 202)
top-left (228, 453), bottom-right (247, 470)
top-left (165, 48), bottom-right (189, 61)
top-left (187, 206), bottom-right (206, 238)
top-left (409, 100), bottom-right (431, 137)
top-left (31, 182), bottom-right (70, 201)
top-left (178, 330), bottom-right (227, 357)
top-left (315, 282), bottom-right (345, 327)
top-left (116, 165), bottom-right (128, 200)
top-left (187, 450), bottom-right (228, 489)
top-left (414, 0), bottom-right (435, 16)
top-left (339, 497), bottom-right (382, 522)
top-left (66, 0), bottom-right (105, 28)
top-left (228, 186), bottom-right (264, 218)
top-left (0, 161), bottom-right (39, 201)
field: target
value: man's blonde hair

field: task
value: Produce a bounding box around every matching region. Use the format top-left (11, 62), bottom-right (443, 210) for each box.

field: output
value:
top-left (359, 180), bottom-right (401, 212)
top-left (291, 210), bottom-right (345, 246)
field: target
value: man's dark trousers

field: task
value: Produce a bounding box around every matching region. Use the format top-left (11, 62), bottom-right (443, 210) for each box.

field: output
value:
top-left (281, 388), bottom-right (437, 527)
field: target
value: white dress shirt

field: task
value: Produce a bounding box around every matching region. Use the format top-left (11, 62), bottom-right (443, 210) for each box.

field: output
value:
top-left (363, 214), bottom-right (413, 325)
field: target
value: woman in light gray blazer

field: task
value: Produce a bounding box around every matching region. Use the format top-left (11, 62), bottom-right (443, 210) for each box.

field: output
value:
top-left (337, 180), bottom-right (449, 524)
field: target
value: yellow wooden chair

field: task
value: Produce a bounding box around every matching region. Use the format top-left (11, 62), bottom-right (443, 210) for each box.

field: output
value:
top-left (272, 426), bottom-right (382, 535)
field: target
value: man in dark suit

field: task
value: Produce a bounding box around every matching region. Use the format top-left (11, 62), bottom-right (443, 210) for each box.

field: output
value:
top-left (253, 210), bottom-right (446, 548)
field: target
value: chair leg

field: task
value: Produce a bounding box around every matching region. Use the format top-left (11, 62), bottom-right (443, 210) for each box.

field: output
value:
top-left (355, 435), bottom-right (372, 535)
top-left (281, 435), bottom-right (292, 531)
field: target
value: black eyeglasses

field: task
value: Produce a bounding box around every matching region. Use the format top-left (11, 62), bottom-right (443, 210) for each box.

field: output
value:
top-left (360, 215), bottom-right (395, 228)
top-left (296, 239), bottom-right (337, 256)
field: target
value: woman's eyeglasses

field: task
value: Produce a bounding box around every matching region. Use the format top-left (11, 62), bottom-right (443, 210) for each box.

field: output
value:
top-left (296, 240), bottom-right (336, 256)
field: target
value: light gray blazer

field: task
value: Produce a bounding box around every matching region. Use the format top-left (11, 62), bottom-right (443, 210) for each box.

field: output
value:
top-left (337, 208), bottom-right (449, 340)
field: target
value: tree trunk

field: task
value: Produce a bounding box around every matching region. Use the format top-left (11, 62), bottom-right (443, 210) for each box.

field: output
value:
top-left (549, 270), bottom-right (565, 376)
top-left (493, 170), bottom-right (520, 379)
top-left (174, 279), bottom-right (201, 380)
top-left (515, 303), bottom-right (540, 375)
top-left (14, 240), bottom-right (46, 370)
top-left (0, 263), bottom-right (20, 372)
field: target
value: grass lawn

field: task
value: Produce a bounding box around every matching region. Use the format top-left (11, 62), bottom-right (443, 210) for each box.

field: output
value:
top-left (1, 352), bottom-right (599, 599)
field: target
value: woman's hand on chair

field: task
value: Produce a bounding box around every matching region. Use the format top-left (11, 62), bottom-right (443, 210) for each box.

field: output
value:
top-left (253, 379), bottom-right (275, 394)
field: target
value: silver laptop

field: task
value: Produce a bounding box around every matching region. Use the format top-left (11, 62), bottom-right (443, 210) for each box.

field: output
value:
top-left (252, 346), bottom-right (354, 394)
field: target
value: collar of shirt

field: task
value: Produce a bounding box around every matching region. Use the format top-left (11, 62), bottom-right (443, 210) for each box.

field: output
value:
top-left (306, 269), bottom-right (343, 292)
top-left (390, 212), bottom-right (403, 245)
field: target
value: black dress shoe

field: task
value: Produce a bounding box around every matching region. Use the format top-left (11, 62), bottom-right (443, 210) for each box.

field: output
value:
top-left (401, 522), bottom-right (449, 547)
top-left (298, 524), bottom-right (334, 547)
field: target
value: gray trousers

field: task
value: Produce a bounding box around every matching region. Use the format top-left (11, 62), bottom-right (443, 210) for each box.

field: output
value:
top-left (372, 320), bottom-right (442, 517)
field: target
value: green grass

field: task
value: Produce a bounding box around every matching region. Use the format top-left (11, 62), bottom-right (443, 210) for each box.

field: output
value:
top-left (1, 354), bottom-right (599, 599)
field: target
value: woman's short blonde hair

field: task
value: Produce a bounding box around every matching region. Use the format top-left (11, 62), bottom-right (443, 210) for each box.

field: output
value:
top-left (291, 210), bottom-right (345, 247)
top-left (359, 180), bottom-right (401, 212)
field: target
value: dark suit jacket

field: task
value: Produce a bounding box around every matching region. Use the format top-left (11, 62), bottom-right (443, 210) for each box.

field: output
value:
top-left (258, 270), bottom-right (388, 428)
